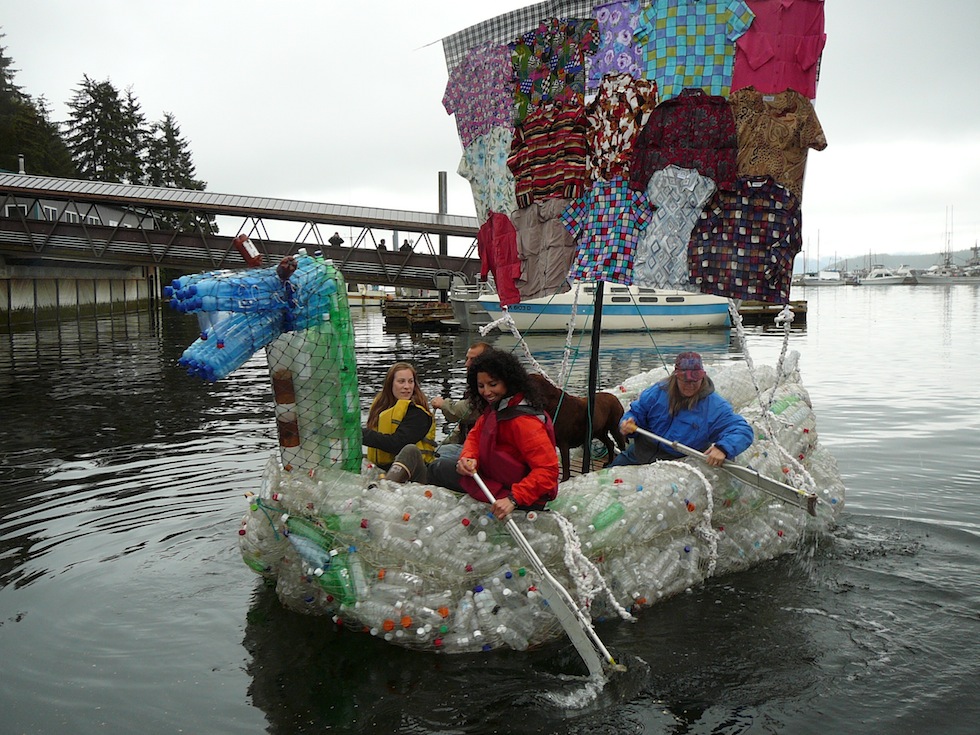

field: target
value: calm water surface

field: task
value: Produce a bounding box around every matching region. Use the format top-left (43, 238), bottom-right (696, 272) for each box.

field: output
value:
top-left (1, 285), bottom-right (978, 734)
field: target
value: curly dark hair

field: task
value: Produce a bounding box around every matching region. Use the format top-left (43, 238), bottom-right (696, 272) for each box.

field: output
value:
top-left (466, 350), bottom-right (543, 413)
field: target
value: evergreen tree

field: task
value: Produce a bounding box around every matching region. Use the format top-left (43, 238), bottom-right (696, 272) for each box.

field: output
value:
top-left (0, 32), bottom-right (27, 172)
top-left (0, 32), bottom-right (24, 102)
top-left (13, 96), bottom-right (76, 177)
top-left (63, 75), bottom-right (146, 183)
top-left (121, 86), bottom-right (148, 184)
top-left (147, 112), bottom-right (216, 233)
top-left (0, 33), bottom-right (75, 176)
top-left (146, 112), bottom-right (202, 188)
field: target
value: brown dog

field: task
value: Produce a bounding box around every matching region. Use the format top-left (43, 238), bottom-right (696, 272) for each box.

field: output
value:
top-left (528, 373), bottom-right (626, 481)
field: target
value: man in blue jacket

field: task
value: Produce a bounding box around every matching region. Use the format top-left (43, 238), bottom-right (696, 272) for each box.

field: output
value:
top-left (610, 352), bottom-right (754, 467)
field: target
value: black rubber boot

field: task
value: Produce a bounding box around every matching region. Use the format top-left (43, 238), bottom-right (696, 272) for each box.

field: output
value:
top-left (384, 462), bottom-right (411, 484)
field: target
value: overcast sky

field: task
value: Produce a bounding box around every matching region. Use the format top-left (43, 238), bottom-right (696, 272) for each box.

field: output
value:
top-left (3, 0), bottom-right (979, 264)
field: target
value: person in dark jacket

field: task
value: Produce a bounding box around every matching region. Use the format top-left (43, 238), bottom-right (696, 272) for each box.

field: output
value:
top-left (610, 352), bottom-right (753, 468)
top-left (363, 362), bottom-right (436, 478)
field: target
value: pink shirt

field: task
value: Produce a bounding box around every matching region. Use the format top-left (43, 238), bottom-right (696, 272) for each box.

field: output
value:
top-left (443, 43), bottom-right (515, 147)
top-left (732, 0), bottom-right (826, 99)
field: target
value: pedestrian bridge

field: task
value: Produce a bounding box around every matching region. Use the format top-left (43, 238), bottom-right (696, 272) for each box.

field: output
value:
top-left (0, 173), bottom-right (483, 291)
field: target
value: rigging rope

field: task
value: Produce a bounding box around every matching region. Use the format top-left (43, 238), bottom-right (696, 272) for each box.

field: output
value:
top-left (728, 300), bottom-right (818, 494)
top-left (552, 511), bottom-right (636, 623)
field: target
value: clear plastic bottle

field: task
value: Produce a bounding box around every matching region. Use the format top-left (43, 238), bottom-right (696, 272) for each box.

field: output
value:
top-left (472, 586), bottom-right (502, 647)
top-left (452, 590), bottom-right (477, 634)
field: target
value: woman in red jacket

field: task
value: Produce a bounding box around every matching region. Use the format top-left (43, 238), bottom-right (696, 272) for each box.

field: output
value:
top-left (455, 351), bottom-right (559, 520)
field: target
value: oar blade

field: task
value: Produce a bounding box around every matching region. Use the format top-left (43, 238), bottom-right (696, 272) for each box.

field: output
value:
top-left (536, 576), bottom-right (606, 679)
top-left (718, 461), bottom-right (818, 516)
top-left (471, 472), bottom-right (618, 676)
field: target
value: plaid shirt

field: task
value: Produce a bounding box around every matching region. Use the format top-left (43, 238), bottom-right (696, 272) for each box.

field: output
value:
top-left (689, 175), bottom-right (801, 302)
top-left (562, 177), bottom-right (653, 285)
top-left (441, 0), bottom-right (598, 72)
top-left (635, 0), bottom-right (755, 101)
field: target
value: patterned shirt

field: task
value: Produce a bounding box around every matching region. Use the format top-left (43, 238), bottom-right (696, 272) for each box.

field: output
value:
top-left (443, 43), bottom-right (516, 147)
top-left (510, 17), bottom-right (599, 124)
top-left (588, 1), bottom-right (646, 89)
top-left (634, 165), bottom-right (717, 289)
top-left (508, 101), bottom-right (589, 208)
top-left (635, 0), bottom-right (755, 101)
top-left (729, 86), bottom-right (827, 200)
top-left (689, 176), bottom-right (801, 302)
top-left (586, 73), bottom-right (658, 182)
top-left (732, 0), bottom-right (826, 99)
top-left (458, 126), bottom-right (519, 220)
top-left (562, 177), bottom-right (653, 285)
top-left (629, 88), bottom-right (738, 192)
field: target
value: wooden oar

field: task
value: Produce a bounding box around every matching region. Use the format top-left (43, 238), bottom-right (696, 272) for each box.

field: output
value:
top-left (631, 427), bottom-right (819, 516)
top-left (471, 473), bottom-right (623, 677)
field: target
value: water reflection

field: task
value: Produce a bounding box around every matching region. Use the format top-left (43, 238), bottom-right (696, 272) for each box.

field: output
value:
top-left (242, 580), bottom-right (653, 734)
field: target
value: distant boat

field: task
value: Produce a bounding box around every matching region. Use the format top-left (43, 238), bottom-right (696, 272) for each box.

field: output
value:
top-left (916, 263), bottom-right (980, 285)
top-left (444, 281), bottom-right (495, 331)
top-left (894, 264), bottom-right (918, 284)
top-left (477, 282), bottom-right (731, 332)
top-left (800, 270), bottom-right (845, 287)
top-left (919, 208), bottom-right (980, 283)
top-left (346, 284), bottom-right (387, 308)
top-left (860, 265), bottom-right (909, 285)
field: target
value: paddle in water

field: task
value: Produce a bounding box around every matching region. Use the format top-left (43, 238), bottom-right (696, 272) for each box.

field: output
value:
top-left (471, 472), bottom-right (625, 677)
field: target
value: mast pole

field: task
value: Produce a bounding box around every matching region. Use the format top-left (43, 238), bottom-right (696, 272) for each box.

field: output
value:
top-left (583, 281), bottom-right (605, 474)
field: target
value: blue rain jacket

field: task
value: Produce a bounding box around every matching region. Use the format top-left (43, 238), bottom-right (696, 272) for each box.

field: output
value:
top-left (624, 378), bottom-right (754, 462)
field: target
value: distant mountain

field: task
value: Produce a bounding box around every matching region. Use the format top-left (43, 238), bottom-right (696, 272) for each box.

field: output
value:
top-left (796, 248), bottom-right (979, 273)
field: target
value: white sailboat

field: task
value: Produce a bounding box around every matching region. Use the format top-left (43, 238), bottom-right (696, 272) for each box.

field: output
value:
top-left (800, 269), bottom-right (845, 286)
top-left (476, 281), bottom-right (731, 332)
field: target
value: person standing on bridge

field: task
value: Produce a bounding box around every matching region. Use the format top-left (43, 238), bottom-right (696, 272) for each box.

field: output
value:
top-left (363, 362), bottom-right (437, 482)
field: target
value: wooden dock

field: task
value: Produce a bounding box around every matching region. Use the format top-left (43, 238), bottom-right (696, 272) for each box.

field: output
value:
top-left (406, 302), bottom-right (455, 330)
top-left (738, 300), bottom-right (807, 325)
top-left (382, 297), bottom-right (440, 321)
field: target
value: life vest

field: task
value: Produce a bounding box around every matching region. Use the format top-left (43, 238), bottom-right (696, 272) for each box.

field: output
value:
top-left (366, 399), bottom-right (437, 467)
top-left (460, 403), bottom-right (558, 508)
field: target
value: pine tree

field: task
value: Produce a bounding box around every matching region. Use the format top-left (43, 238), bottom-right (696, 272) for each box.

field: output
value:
top-left (0, 33), bottom-right (24, 101)
top-left (13, 96), bottom-right (76, 177)
top-left (146, 112), bottom-right (216, 233)
top-left (63, 75), bottom-right (146, 183)
top-left (0, 33), bottom-right (76, 176)
top-left (0, 33), bottom-right (27, 172)
top-left (146, 112), bottom-right (202, 188)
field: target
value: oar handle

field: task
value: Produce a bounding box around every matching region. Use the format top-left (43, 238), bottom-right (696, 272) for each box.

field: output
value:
top-left (631, 426), bottom-right (819, 515)
top-left (471, 472), bottom-right (619, 672)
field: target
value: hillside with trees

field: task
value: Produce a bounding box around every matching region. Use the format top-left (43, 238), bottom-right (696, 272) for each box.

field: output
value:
top-left (1, 29), bottom-right (212, 233)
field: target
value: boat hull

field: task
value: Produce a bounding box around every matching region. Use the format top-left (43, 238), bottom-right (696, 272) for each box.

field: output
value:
top-left (478, 284), bottom-right (730, 332)
top-left (916, 273), bottom-right (980, 285)
top-left (861, 275), bottom-right (907, 285)
top-left (239, 358), bottom-right (845, 655)
top-left (800, 271), bottom-right (847, 287)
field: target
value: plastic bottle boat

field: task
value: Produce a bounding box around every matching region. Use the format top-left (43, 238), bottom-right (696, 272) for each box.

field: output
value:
top-left (238, 356), bottom-right (845, 655)
top-left (171, 258), bottom-right (845, 656)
